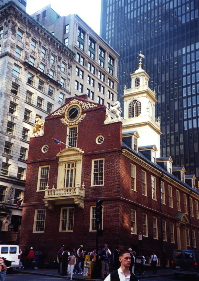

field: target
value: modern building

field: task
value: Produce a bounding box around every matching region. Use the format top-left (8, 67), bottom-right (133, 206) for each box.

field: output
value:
top-left (19, 64), bottom-right (199, 266)
top-left (100, 0), bottom-right (199, 179)
top-left (0, 1), bottom-right (75, 243)
top-left (31, 5), bottom-right (119, 108)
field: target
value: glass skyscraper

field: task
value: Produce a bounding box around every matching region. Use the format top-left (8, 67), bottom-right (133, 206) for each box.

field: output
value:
top-left (100, 0), bottom-right (199, 178)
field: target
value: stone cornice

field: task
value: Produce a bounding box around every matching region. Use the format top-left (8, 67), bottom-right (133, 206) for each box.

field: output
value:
top-left (122, 120), bottom-right (162, 135)
top-left (123, 88), bottom-right (157, 102)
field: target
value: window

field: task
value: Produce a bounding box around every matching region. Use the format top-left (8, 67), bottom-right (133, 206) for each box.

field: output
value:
top-left (50, 54), bottom-right (55, 64)
top-left (26, 91), bottom-right (32, 103)
top-left (9, 102), bottom-right (17, 114)
top-left (65, 24), bottom-right (69, 33)
top-left (196, 200), bottom-right (199, 219)
top-left (59, 92), bottom-right (64, 104)
top-left (1, 163), bottom-right (9, 176)
top-left (77, 27), bottom-right (85, 50)
top-left (142, 213), bottom-right (148, 237)
top-left (61, 77), bottom-right (65, 88)
top-left (176, 190), bottom-right (181, 211)
top-left (97, 96), bottom-right (104, 105)
top-left (39, 63), bottom-right (45, 72)
top-left (190, 198), bottom-right (194, 217)
top-left (16, 29), bottom-right (23, 41)
top-left (64, 163), bottom-right (76, 188)
top-left (131, 164), bottom-right (136, 191)
top-left (107, 90), bottom-right (114, 101)
top-left (0, 186), bottom-right (6, 201)
top-left (37, 97), bottom-right (43, 109)
top-left (87, 89), bottom-right (94, 100)
top-left (92, 159), bottom-right (104, 186)
top-left (15, 46), bottom-right (22, 58)
top-left (17, 167), bottom-right (25, 180)
top-left (153, 217), bottom-right (158, 239)
top-left (13, 64), bottom-right (21, 77)
top-left (98, 83), bottom-right (104, 94)
top-left (19, 147), bottom-right (27, 161)
top-left (88, 62), bottom-right (95, 74)
top-left (76, 53), bottom-right (84, 66)
top-left (75, 80), bottom-right (83, 93)
top-left (90, 206), bottom-right (97, 231)
top-left (99, 47), bottom-right (105, 68)
top-left (170, 223), bottom-right (175, 243)
top-left (29, 56), bottom-right (35, 66)
top-left (38, 79), bottom-right (44, 92)
top-left (135, 77), bottom-right (140, 87)
top-left (48, 85), bottom-right (54, 97)
top-left (60, 208), bottom-right (74, 232)
top-left (129, 100), bottom-right (141, 117)
top-left (41, 47), bottom-right (46, 58)
top-left (64, 38), bottom-right (68, 46)
top-left (24, 109), bottom-right (31, 122)
top-left (49, 70), bottom-right (54, 78)
top-left (131, 209), bottom-right (137, 234)
top-left (168, 185), bottom-right (173, 208)
top-left (108, 55), bottom-right (114, 75)
top-left (22, 127), bottom-right (29, 141)
top-left (76, 67), bottom-right (84, 79)
top-left (88, 37), bottom-right (95, 59)
top-left (61, 62), bottom-right (66, 72)
top-left (7, 121), bottom-right (15, 135)
top-left (141, 170), bottom-right (147, 196)
top-left (30, 39), bottom-right (36, 50)
top-left (4, 141), bottom-right (12, 155)
top-left (183, 194), bottom-right (188, 214)
top-left (108, 78), bottom-right (114, 89)
top-left (27, 73), bottom-right (34, 85)
top-left (160, 181), bottom-right (165, 204)
top-left (162, 220), bottom-right (167, 241)
top-left (37, 166), bottom-right (49, 191)
top-left (33, 210), bottom-right (46, 232)
top-left (151, 176), bottom-right (156, 200)
top-left (186, 228), bottom-right (190, 246)
top-left (192, 230), bottom-right (196, 248)
top-left (68, 126), bottom-right (78, 147)
top-left (0, 26), bottom-right (3, 39)
top-left (47, 102), bottom-right (53, 114)
top-left (11, 82), bottom-right (19, 95)
top-left (87, 76), bottom-right (95, 87)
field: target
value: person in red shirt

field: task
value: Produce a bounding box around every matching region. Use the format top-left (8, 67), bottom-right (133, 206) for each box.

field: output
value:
top-left (26, 247), bottom-right (35, 269)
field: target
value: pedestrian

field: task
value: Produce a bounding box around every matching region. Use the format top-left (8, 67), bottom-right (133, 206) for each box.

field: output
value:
top-left (26, 247), bottom-right (35, 269)
top-left (100, 244), bottom-right (111, 279)
top-left (104, 249), bottom-right (139, 281)
top-left (128, 249), bottom-right (136, 274)
top-left (90, 249), bottom-right (97, 261)
top-left (113, 246), bottom-right (120, 270)
top-left (0, 257), bottom-right (7, 281)
top-left (20, 247), bottom-right (29, 269)
top-left (67, 251), bottom-right (76, 280)
top-left (150, 252), bottom-right (158, 274)
top-left (77, 248), bottom-right (84, 274)
top-left (57, 245), bottom-right (64, 274)
top-left (62, 248), bottom-right (69, 276)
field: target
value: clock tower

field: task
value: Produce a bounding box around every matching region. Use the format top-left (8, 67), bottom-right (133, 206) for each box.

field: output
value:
top-left (122, 53), bottom-right (162, 157)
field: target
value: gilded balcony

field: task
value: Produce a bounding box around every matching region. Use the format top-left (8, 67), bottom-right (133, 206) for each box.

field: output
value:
top-left (43, 184), bottom-right (85, 209)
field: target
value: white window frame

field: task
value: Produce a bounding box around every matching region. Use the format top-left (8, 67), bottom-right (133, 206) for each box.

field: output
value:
top-left (196, 200), bottom-right (199, 219)
top-left (184, 194), bottom-right (188, 214)
top-left (190, 198), bottom-right (194, 217)
top-left (153, 217), bottom-right (158, 239)
top-left (64, 162), bottom-right (76, 188)
top-left (33, 209), bottom-right (46, 233)
top-left (37, 166), bottom-right (50, 191)
top-left (89, 206), bottom-right (103, 232)
top-left (67, 126), bottom-right (78, 148)
top-left (170, 222), bottom-right (175, 243)
top-left (130, 209), bottom-right (137, 234)
top-left (176, 190), bottom-right (181, 211)
top-left (168, 185), bottom-right (173, 208)
top-left (192, 230), bottom-right (196, 248)
top-left (131, 164), bottom-right (136, 191)
top-left (162, 220), bottom-right (167, 241)
top-left (151, 176), bottom-right (156, 200)
top-left (142, 213), bottom-right (148, 237)
top-left (186, 228), bottom-right (190, 246)
top-left (161, 181), bottom-right (165, 204)
top-left (141, 170), bottom-right (147, 196)
top-left (59, 207), bottom-right (74, 232)
top-left (91, 159), bottom-right (104, 186)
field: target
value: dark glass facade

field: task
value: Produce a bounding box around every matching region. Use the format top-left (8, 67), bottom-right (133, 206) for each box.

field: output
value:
top-left (100, 0), bottom-right (199, 178)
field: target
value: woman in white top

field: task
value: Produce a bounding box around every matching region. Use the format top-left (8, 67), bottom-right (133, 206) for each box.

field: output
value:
top-left (68, 252), bottom-right (77, 280)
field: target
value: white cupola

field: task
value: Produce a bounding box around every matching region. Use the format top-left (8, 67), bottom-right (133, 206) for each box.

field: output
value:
top-left (122, 52), bottom-right (162, 157)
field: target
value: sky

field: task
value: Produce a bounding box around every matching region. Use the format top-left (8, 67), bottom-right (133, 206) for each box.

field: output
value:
top-left (26, 0), bottom-right (101, 34)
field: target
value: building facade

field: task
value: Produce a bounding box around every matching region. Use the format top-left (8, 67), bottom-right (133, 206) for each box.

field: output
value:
top-left (0, 0), bottom-right (27, 11)
top-left (31, 6), bottom-right (119, 108)
top-left (100, 0), bottom-right (199, 179)
top-left (19, 65), bottom-right (199, 266)
top-left (0, 2), bottom-right (75, 243)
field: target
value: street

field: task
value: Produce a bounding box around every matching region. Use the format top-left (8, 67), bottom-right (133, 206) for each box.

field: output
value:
top-left (5, 272), bottom-right (191, 281)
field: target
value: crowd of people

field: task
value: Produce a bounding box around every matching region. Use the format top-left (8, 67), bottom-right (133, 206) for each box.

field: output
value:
top-left (16, 244), bottom-right (158, 280)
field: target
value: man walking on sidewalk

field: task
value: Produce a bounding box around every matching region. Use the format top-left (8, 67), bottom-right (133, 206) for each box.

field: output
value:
top-left (104, 249), bottom-right (139, 281)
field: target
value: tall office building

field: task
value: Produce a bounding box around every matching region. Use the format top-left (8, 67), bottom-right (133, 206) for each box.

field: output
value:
top-left (100, 0), bottom-right (199, 178)
top-left (31, 5), bottom-right (119, 108)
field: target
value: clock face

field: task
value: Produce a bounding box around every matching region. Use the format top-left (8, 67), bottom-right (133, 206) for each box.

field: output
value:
top-left (65, 104), bottom-right (82, 122)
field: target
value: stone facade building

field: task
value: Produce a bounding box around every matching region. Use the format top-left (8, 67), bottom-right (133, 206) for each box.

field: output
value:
top-left (19, 63), bottom-right (199, 266)
top-left (31, 5), bottom-right (119, 108)
top-left (0, 1), bottom-right (75, 243)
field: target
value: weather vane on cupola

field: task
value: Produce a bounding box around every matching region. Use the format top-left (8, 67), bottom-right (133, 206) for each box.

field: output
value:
top-left (138, 51), bottom-right (145, 69)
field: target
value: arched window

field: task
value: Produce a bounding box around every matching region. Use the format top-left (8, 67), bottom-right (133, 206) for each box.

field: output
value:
top-left (128, 100), bottom-right (141, 117)
top-left (135, 77), bottom-right (140, 87)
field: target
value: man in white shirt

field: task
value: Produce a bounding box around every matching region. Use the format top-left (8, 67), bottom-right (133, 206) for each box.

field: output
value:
top-left (104, 249), bottom-right (139, 281)
top-left (150, 252), bottom-right (158, 274)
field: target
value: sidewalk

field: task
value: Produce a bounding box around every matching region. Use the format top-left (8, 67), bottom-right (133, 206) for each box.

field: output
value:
top-left (14, 268), bottom-right (174, 279)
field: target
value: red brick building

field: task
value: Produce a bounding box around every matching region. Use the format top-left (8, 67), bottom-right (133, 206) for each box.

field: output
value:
top-left (19, 64), bottom-right (199, 266)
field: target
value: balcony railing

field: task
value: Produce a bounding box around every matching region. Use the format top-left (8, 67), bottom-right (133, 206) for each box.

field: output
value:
top-left (43, 184), bottom-right (85, 209)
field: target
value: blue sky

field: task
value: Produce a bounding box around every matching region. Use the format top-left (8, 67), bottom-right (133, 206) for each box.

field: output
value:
top-left (26, 0), bottom-right (101, 34)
